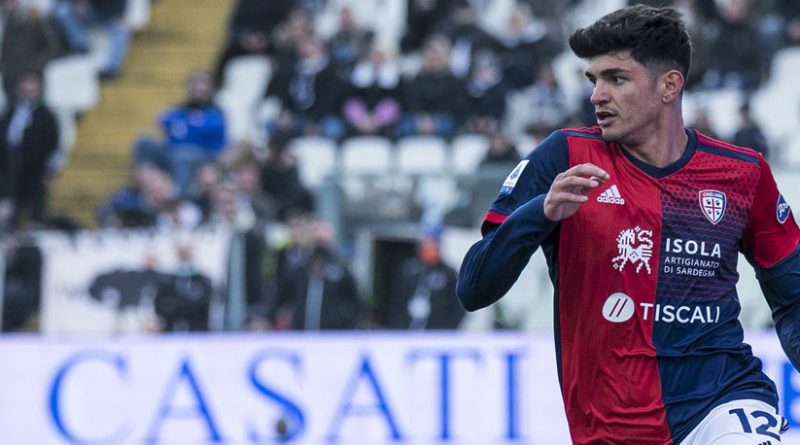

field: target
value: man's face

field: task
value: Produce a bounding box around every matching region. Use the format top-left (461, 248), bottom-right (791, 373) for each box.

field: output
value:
top-left (585, 51), bottom-right (662, 145)
top-left (17, 75), bottom-right (41, 101)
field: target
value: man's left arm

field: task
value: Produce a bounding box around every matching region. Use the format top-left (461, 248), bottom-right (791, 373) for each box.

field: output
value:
top-left (743, 158), bottom-right (800, 370)
top-left (756, 248), bottom-right (800, 370)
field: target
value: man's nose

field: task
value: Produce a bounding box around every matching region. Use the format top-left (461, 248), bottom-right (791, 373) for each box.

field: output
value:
top-left (590, 83), bottom-right (609, 105)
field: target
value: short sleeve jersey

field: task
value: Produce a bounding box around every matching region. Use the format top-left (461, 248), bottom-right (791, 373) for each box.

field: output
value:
top-left (483, 127), bottom-right (800, 444)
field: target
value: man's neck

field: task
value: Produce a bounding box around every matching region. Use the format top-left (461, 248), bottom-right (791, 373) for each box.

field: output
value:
top-left (622, 113), bottom-right (688, 168)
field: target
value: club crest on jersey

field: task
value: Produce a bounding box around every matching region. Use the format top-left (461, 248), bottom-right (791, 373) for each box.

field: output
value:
top-left (611, 226), bottom-right (653, 274)
top-left (699, 190), bottom-right (726, 225)
top-left (499, 160), bottom-right (529, 194)
top-left (777, 194), bottom-right (791, 224)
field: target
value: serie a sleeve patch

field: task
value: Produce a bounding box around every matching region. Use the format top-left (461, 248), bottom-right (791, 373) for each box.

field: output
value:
top-left (499, 160), bottom-right (529, 195)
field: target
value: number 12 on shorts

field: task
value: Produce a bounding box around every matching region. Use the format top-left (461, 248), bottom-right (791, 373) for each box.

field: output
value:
top-left (728, 408), bottom-right (782, 440)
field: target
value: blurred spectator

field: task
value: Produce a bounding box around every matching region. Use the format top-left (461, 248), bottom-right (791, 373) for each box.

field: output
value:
top-left (497, 2), bottom-right (563, 89)
top-left (156, 198), bottom-right (203, 231)
top-left (507, 63), bottom-right (569, 140)
top-left (689, 107), bottom-right (718, 139)
top-left (153, 242), bottom-right (214, 332)
top-left (0, 0), bottom-right (62, 101)
top-left (229, 153), bottom-right (277, 223)
top-left (397, 35), bottom-right (465, 139)
top-left (53, 0), bottom-right (132, 79)
top-left (379, 228), bottom-right (464, 330)
top-left (778, 0), bottom-right (800, 46)
top-left (573, 66), bottom-right (597, 128)
top-left (463, 51), bottom-right (508, 134)
top-left (273, 217), bottom-right (361, 330)
top-left (265, 34), bottom-right (346, 141)
top-left (1, 235), bottom-right (42, 332)
top-left (732, 102), bottom-right (770, 160)
top-left (212, 0), bottom-right (296, 87)
top-left (703, 0), bottom-right (768, 91)
top-left (0, 72), bottom-right (60, 231)
top-left (259, 132), bottom-right (315, 221)
top-left (135, 71), bottom-right (227, 198)
top-left (434, 0), bottom-right (499, 78)
top-left (479, 132), bottom-right (520, 167)
top-left (97, 163), bottom-right (199, 229)
top-left (271, 7), bottom-right (316, 66)
top-left (97, 163), bottom-right (164, 228)
top-left (212, 180), bottom-right (272, 331)
top-left (189, 161), bottom-right (223, 224)
top-left (400, 0), bottom-right (452, 54)
top-left (342, 46), bottom-right (402, 138)
top-left (327, 6), bottom-right (374, 78)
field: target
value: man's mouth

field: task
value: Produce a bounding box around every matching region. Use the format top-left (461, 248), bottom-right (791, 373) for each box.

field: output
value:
top-left (595, 110), bottom-right (615, 125)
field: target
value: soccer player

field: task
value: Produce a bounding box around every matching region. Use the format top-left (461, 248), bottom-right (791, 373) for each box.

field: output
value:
top-left (456, 5), bottom-right (800, 444)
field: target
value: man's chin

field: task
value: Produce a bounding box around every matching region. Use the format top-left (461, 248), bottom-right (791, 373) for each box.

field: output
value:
top-left (599, 127), bottom-right (620, 143)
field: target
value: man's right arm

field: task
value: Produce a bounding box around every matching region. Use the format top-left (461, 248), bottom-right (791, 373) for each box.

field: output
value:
top-left (456, 194), bottom-right (555, 311)
top-left (454, 128), bottom-right (609, 311)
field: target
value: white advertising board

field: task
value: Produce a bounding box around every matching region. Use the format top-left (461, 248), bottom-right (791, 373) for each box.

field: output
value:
top-left (0, 331), bottom-right (797, 444)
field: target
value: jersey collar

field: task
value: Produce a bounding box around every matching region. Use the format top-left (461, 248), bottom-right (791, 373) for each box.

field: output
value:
top-left (618, 128), bottom-right (697, 178)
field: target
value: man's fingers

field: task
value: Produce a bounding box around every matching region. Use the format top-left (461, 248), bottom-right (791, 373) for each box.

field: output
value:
top-left (553, 175), bottom-right (603, 192)
top-left (561, 163), bottom-right (610, 182)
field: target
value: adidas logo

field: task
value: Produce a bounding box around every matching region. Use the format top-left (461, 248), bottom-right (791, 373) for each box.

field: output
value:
top-left (597, 185), bottom-right (625, 205)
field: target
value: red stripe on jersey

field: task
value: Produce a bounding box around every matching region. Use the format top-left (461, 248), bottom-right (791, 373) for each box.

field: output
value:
top-left (561, 126), bottom-right (603, 136)
top-left (481, 210), bottom-right (508, 235)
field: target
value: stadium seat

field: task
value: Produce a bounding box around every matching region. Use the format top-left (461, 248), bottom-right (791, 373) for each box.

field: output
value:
top-left (49, 108), bottom-right (77, 174)
top-left (396, 135), bottom-right (448, 175)
top-left (288, 136), bottom-right (338, 189)
top-left (751, 47), bottom-right (800, 159)
top-left (216, 56), bottom-right (272, 143)
top-left (340, 136), bottom-right (393, 174)
top-left (44, 55), bottom-right (100, 113)
top-left (452, 133), bottom-right (489, 174)
top-left (125, 0), bottom-right (152, 30)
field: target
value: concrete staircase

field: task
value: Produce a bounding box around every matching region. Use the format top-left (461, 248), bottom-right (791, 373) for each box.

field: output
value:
top-left (49, 0), bottom-right (235, 228)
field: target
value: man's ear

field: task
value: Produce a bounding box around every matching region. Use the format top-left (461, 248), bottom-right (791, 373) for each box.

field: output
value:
top-left (660, 70), bottom-right (685, 104)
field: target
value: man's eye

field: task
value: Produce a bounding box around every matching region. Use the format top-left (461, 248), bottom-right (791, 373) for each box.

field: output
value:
top-left (611, 76), bottom-right (624, 85)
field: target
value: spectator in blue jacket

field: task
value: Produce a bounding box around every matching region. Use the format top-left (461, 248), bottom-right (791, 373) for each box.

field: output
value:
top-left (135, 71), bottom-right (227, 198)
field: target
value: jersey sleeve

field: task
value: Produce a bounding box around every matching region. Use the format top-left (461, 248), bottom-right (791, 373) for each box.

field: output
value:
top-left (741, 159), bottom-right (800, 268)
top-left (481, 130), bottom-right (570, 235)
top-left (742, 159), bottom-right (800, 371)
top-left (457, 130), bottom-right (569, 311)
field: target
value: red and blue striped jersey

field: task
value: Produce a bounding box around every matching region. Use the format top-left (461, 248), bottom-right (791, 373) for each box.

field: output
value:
top-left (457, 127), bottom-right (800, 444)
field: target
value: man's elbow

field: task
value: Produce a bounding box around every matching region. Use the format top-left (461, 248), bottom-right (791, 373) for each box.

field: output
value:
top-left (456, 280), bottom-right (490, 312)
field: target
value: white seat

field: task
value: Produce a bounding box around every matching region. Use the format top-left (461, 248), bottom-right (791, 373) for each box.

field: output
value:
top-left (47, 109), bottom-right (77, 174)
top-left (220, 55), bottom-right (272, 102)
top-left (452, 133), bottom-right (489, 174)
top-left (396, 135), bottom-right (448, 174)
top-left (125, 0), bottom-right (151, 30)
top-left (288, 136), bottom-right (338, 189)
top-left (44, 55), bottom-right (100, 112)
top-left (340, 136), bottom-right (393, 174)
top-left (216, 56), bottom-right (272, 143)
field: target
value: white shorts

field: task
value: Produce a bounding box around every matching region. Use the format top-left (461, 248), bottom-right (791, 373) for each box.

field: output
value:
top-left (680, 399), bottom-right (787, 445)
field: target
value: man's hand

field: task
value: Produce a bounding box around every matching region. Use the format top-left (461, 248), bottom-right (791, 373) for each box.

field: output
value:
top-left (544, 163), bottom-right (609, 222)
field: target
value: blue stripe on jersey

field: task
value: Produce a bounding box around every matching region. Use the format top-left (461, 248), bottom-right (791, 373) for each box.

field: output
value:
top-left (560, 128), bottom-right (604, 139)
top-left (696, 144), bottom-right (761, 164)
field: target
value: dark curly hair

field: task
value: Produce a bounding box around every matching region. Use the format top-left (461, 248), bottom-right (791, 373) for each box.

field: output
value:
top-left (568, 5), bottom-right (691, 78)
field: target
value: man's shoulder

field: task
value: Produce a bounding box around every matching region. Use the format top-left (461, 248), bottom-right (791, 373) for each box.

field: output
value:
top-left (693, 129), bottom-right (763, 165)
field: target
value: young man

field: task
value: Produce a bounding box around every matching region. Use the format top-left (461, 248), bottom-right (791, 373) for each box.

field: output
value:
top-left (457, 5), bottom-right (800, 445)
